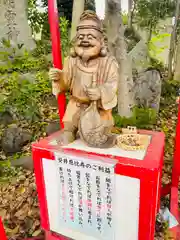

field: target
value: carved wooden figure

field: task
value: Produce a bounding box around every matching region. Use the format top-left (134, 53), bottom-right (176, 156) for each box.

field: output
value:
top-left (49, 10), bottom-right (119, 148)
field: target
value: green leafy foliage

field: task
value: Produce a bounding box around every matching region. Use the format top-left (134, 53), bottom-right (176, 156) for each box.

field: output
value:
top-left (0, 164), bottom-right (18, 182)
top-left (122, 12), bottom-right (128, 25)
top-left (28, 0), bottom-right (71, 48)
top-left (60, 17), bottom-right (70, 59)
top-left (40, 15), bottom-right (70, 59)
top-left (0, 39), bottom-right (50, 74)
top-left (0, 38), bottom-right (57, 179)
top-left (114, 106), bottom-right (157, 129)
top-left (0, 71), bottom-right (50, 123)
top-left (0, 39), bottom-right (51, 123)
top-left (135, 0), bottom-right (175, 42)
top-left (32, 40), bottom-right (52, 56)
top-left (32, 15), bottom-right (70, 58)
top-left (0, 11), bottom-right (70, 127)
top-left (149, 33), bottom-right (171, 61)
top-left (136, 0), bottom-right (175, 31)
top-left (161, 79), bottom-right (180, 100)
top-left (28, 0), bottom-right (47, 35)
top-left (28, 0), bottom-right (71, 59)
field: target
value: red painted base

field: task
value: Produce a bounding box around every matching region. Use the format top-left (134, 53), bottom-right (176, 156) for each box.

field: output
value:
top-left (45, 231), bottom-right (70, 240)
top-left (168, 186), bottom-right (180, 239)
top-left (24, 238), bottom-right (44, 240)
top-left (160, 103), bottom-right (180, 239)
top-left (0, 218), bottom-right (7, 240)
top-left (32, 129), bottom-right (164, 240)
top-left (170, 226), bottom-right (180, 240)
top-left (161, 181), bottom-right (180, 239)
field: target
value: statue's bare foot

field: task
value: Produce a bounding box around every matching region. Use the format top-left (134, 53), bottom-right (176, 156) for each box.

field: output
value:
top-left (56, 130), bottom-right (76, 145)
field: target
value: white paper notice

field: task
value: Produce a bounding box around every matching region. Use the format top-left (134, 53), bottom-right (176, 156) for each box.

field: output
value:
top-left (54, 152), bottom-right (116, 240)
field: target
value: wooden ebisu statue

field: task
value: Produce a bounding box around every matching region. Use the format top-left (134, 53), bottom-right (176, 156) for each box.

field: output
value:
top-left (49, 11), bottom-right (119, 148)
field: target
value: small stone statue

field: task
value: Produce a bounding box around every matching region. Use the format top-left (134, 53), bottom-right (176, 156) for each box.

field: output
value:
top-left (49, 10), bottom-right (119, 148)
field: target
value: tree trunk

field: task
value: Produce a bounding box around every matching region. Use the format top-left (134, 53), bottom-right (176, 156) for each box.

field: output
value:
top-left (168, 0), bottom-right (180, 80)
top-left (105, 0), bottom-right (134, 117)
top-left (128, 0), bottom-right (133, 29)
top-left (0, 0), bottom-right (35, 49)
top-left (174, 36), bottom-right (180, 80)
top-left (70, 0), bottom-right (85, 41)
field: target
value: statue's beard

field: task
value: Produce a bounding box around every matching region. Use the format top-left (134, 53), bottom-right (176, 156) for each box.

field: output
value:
top-left (74, 45), bottom-right (100, 62)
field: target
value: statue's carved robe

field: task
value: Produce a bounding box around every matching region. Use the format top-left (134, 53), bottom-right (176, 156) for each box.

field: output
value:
top-left (59, 55), bottom-right (119, 131)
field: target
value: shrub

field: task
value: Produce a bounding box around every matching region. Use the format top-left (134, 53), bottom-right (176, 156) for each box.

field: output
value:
top-left (0, 39), bottom-right (52, 123)
top-left (0, 71), bottom-right (51, 123)
top-left (114, 106), bottom-right (157, 129)
top-left (0, 39), bottom-right (50, 74)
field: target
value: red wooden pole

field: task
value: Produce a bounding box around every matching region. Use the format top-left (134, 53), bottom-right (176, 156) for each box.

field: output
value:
top-left (170, 101), bottom-right (180, 223)
top-left (0, 218), bottom-right (7, 240)
top-left (172, 102), bottom-right (180, 188)
top-left (48, 0), bottom-right (66, 129)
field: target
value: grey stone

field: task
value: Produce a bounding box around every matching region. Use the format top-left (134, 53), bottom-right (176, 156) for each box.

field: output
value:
top-left (134, 69), bottom-right (162, 111)
top-left (128, 40), bottom-right (162, 112)
top-left (0, 0), bottom-right (35, 50)
top-left (128, 40), bottom-right (150, 73)
top-left (1, 124), bottom-right (32, 155)
top-left (45, 121), bottom-right (60, 136)
top-left (11, 155), bottom-right (33, 171)
top-left (0, 111), bottom-right (14, 125)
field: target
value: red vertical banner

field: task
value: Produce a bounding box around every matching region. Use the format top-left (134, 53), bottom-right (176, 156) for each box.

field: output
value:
top-left (0, 218), bottom-right (7, 240)
top-left (48, 0), bottom-right (66, 129)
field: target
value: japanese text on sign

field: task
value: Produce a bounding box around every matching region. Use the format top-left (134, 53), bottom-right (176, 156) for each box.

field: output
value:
top-left (55, 153), bottom-right (116, 240)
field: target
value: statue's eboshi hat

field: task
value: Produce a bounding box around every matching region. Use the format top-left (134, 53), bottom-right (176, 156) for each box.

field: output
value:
top-left (77, 10), bottom-right (103, 34)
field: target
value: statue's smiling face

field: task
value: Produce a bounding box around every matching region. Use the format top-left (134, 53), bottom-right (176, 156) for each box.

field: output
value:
top-left (75, 27), bottom-right (102, 62)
